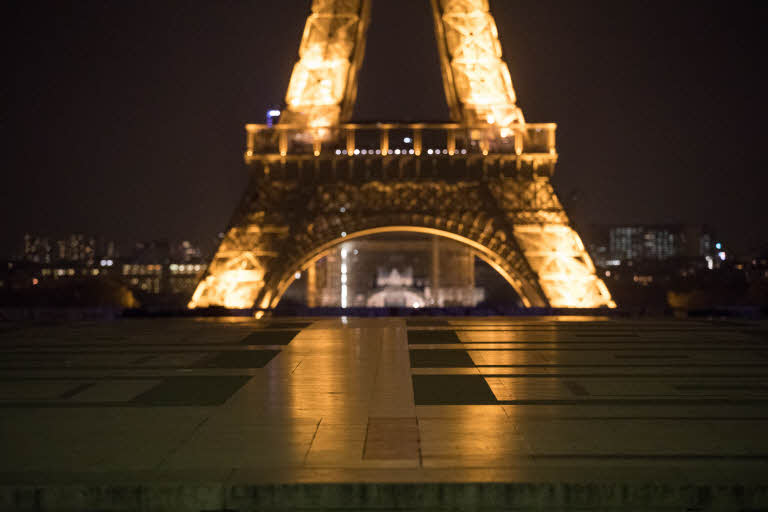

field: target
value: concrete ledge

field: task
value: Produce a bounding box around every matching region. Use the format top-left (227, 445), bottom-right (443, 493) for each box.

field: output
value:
top-left (2, 482), bottom-right (768, 512)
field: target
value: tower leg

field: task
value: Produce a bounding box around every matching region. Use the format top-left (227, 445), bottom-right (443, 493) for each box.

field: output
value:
top-left (189, 215), bottom-right (288, 310)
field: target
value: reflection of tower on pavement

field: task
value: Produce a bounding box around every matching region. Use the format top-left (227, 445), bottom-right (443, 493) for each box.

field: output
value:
top-left (431, 237), bottom-right (440, 304)
top-left (298, 234), bottom-right (484, 308)
top-left (306, 262), bottom-right (317, 308)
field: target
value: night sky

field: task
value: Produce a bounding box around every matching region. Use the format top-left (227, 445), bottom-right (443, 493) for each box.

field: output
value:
top-left (2, 0), bottom-right (766, 257)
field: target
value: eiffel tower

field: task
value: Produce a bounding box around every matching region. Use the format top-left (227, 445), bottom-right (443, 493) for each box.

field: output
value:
top-left (189, 0), bottom-right (616, 313)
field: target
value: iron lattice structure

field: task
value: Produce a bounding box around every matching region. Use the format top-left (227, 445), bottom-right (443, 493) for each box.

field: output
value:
top-left (190, 0), bottom-right (615, 312)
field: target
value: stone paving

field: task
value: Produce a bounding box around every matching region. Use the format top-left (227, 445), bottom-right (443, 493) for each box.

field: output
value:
top-left (0, 316), bottom-right (767, 511)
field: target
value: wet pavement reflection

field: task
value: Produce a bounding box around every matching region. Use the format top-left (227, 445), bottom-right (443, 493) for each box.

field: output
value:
top-left (0, 316), bottom-right (767, 482)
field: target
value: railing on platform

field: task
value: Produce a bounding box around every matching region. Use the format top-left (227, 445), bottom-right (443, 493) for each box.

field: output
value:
top-left (245, 123), bottom-right (556, 159)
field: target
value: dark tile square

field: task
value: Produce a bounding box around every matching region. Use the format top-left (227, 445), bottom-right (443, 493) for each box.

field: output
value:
top-left (133, 376), bottom-right (252, 406)
top-left (195, 350), bottom-right (280, 369)
top-left (407, 330), bottom-right (461, 344)
top-left (410, 349), bottom-right (475, 368)
top-left (574, 333), bottom-right (638, 338)
top-left (262, 322), bottom-right (312, 330)
top-left (364, 418), bottom-right (419, 460)
top-left (412, 375), bottom-right (497, 405)
top-left (241, 330), bottom-right (300, 345)
top-left (675, 384), bottom-right (768, 391)
top-left (743, 329), bottom-right (768, 342)
top-left (406, 319), bottom-right (449, 327)
top-left (614, 354), bottom-right (689, 359)
top-left (563, 381), bottom-right (590, 396)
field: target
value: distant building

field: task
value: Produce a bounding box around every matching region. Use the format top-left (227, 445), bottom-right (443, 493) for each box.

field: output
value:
top-left (22, 233), bottom-right (117, 266)
top-left (132, 240), bottom-right (171, 265)
top-left (173, 240), bottom-right (204, 263)
top-left (14, 235), bottom-right (206, 301)
top-left (120, 263), bottom-right (206, 296)
top-left (123, 240), bottom-right (206, 296)
top-left (37, 265), bottom-right (103, 282)
top-left (585, 225), bottom-right (717, 266)
top-left (23, 234), bottom-right (52, 264)
top-left (610, 226), bottom-right (679, 262)
top-left (55, 234), bottom-right (96, 265)
top-left (168, 263), bottom-right (206, 295)
top-left (121, 263), bottom-right (164, 294)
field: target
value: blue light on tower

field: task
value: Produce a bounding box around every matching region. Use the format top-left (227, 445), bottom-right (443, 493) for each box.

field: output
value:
top-left (266, 109), bottom-right (281, 127)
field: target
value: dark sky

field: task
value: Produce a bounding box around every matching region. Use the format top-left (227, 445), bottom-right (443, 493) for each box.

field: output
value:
top-left (2, 0), bottom-right (767, 257)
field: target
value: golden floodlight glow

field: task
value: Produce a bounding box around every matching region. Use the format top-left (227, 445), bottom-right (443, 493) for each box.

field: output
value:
top-left (188, 240), bottom-right (268, 310)
top-left (433, 0), bottom-right (525, 128)
top-left (283, 0), bottom-right (368, 128)
top-left (513, 225), bottom-right (616, 308)
top-left (189, 268), bottom-right (264, 310)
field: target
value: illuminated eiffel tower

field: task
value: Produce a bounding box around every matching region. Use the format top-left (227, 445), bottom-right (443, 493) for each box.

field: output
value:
top-left (190, 0), bottom-right (616, 313)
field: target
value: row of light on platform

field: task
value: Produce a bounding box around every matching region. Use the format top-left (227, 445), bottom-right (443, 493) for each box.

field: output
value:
top-left (333, 148), bottom-right (470, 156)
